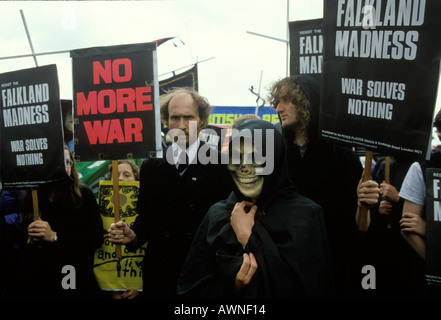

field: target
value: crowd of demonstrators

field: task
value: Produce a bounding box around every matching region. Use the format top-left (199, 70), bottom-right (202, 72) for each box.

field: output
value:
top-left (178, 119), bottom-right (332, 298)
top-left (1, 81), bottom-right (441, 300)
top-left (267, 75), bottom-right (364, 297)
top-left (108, 87), bottom-right (231, 299)
top-left (356, 110), bottom-right (441, 299)
top-left (357, 156), bottom-right (419, 298)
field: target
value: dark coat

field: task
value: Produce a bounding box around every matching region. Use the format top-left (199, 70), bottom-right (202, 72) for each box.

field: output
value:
top-left (131, 142), bottom-right (231, 298)
top-left (177, 120), bottom-right (332, 298)
top-left (276, 75), bottom-right (363, 242)
top-left (362, 156), bottom-right (422, 298)
top-left (277, 75), bottom-right (364, 296)
top-left (0, 207), bottom-right (16, 297)
top-left (286, 139), bottom-right (362, 250)
top-left (24, 184), bottom-right (103, 299)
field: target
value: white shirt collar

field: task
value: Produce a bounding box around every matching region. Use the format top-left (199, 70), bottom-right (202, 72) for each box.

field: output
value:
top-left (172, 139), bottom-right (200, 166)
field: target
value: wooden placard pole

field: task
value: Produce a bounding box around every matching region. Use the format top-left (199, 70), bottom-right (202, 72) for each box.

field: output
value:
top-left (32, 189), bottom-right (39, 221)
top-left (384, 156), bottom-right (393, 229)
top-left (385, 156), bottom-right (390, 184)
top-left (112, 160), bottom-right (122, 259)
top-left (358, 150), bottom-right (373, 232)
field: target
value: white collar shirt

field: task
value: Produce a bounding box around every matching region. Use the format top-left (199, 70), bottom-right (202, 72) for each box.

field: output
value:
top-left (172, 139), bottom-right (200, 168)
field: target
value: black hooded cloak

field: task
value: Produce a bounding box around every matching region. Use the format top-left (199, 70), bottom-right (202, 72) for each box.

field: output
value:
top-left (177, 119), bottom-right (332, 298)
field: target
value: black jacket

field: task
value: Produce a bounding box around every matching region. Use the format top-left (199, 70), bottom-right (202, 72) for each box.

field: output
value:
top-left (277, 75), bottom-right (363, 296)
top-left (130, 141), bottom-right (231, 298)
top-left (277, 75), bottom-right (363, 240)
top-left (24, 184), bottom-right (103, 299)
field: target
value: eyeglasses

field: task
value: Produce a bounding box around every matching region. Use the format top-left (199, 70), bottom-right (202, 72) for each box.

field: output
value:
top-left (66, 159), bottom-right (74, 167)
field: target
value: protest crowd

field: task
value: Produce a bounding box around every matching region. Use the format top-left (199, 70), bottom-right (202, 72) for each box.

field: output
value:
top-left (1, 1), bottom-right (441, 304)
top-left (1, 76), bottom-right (441, 300)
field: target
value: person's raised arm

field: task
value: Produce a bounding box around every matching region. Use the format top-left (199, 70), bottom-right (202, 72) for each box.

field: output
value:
top-left (400, 199), bottom-right (426, 260)
top-left (230, 201), bottom-right (257, 249)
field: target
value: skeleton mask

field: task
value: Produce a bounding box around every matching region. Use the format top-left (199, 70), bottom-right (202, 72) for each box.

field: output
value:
top-left (227, 141), bottom-right (264, 201)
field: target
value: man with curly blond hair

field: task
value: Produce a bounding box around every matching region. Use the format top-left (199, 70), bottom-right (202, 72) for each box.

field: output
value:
top-left (268, 75), bottom-right (364, 298)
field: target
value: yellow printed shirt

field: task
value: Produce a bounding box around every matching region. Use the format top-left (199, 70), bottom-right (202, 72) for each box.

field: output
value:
top-left (93, 180), bottom-right (147, 291)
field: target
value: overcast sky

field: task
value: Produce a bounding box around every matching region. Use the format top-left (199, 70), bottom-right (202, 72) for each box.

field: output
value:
top-left (0, 0), bottom-right (324, 107)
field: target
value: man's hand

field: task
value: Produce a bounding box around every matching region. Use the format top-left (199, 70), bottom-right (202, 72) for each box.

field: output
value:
top-left (230, 201), bottom-right (257, 248)
top-left (108, 220), bottom-right (136, 245)
top-left (235, 253), bottom-right (258, 293)
top-left (357, 179), bottom-right (380, 207)
top-left (380, 182), bottom-right (399, 203)
top-left (27, 219), bottom-right (56, 243)
top-left (400, 212), bottom-right (426, 237)
top-left (379, 200), bottom-right (393, 215)
top-left (120, 290), bottom-right (140, 299)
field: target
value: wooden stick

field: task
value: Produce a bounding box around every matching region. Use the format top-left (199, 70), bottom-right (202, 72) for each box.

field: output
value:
top-left (112, 160), bottom-right (122, 259)
top-left (384, 156), bottom-right (393, 229)
top-left (32, 189), bottom-right (39, 221)
top-left (385, 156), bottom-right (390, 184)
top-left (358, 150), bottom-right (373, 232)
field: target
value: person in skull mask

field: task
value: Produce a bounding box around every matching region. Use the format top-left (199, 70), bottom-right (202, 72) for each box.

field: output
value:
top-left (177, 119), bottom-right (332, 298)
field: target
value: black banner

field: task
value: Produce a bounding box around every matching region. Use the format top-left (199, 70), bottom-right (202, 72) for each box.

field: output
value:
top-left (425, 168), bottom-right (441, 286)
top-left (159, 64), bottom-right (198, 93)
top-left (320, 0), bottom-right (441, 160)
top-left (289, 18), bottom-right (323, 81)
top-left (71, 42), bottom-right (161, 161)
top-left (0, 65), bottom-right (66, 189)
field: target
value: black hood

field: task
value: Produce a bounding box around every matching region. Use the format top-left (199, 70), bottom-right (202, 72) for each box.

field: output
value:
top-left (291, 75), bottom-right (320, 112)
top-left (228, 119), bottom-right (295, 210)
top-left (178, 118), bottom-right (332, 299)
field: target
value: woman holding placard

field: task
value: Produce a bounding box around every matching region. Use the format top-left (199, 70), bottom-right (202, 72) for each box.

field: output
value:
top-left (21, 145), bottom-right (103, 299)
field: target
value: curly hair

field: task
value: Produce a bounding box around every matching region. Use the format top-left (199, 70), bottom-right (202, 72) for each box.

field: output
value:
top-left (267, 77), bottom-right (311, 135)
top-left (159, 87), bottom-right (212, 128)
